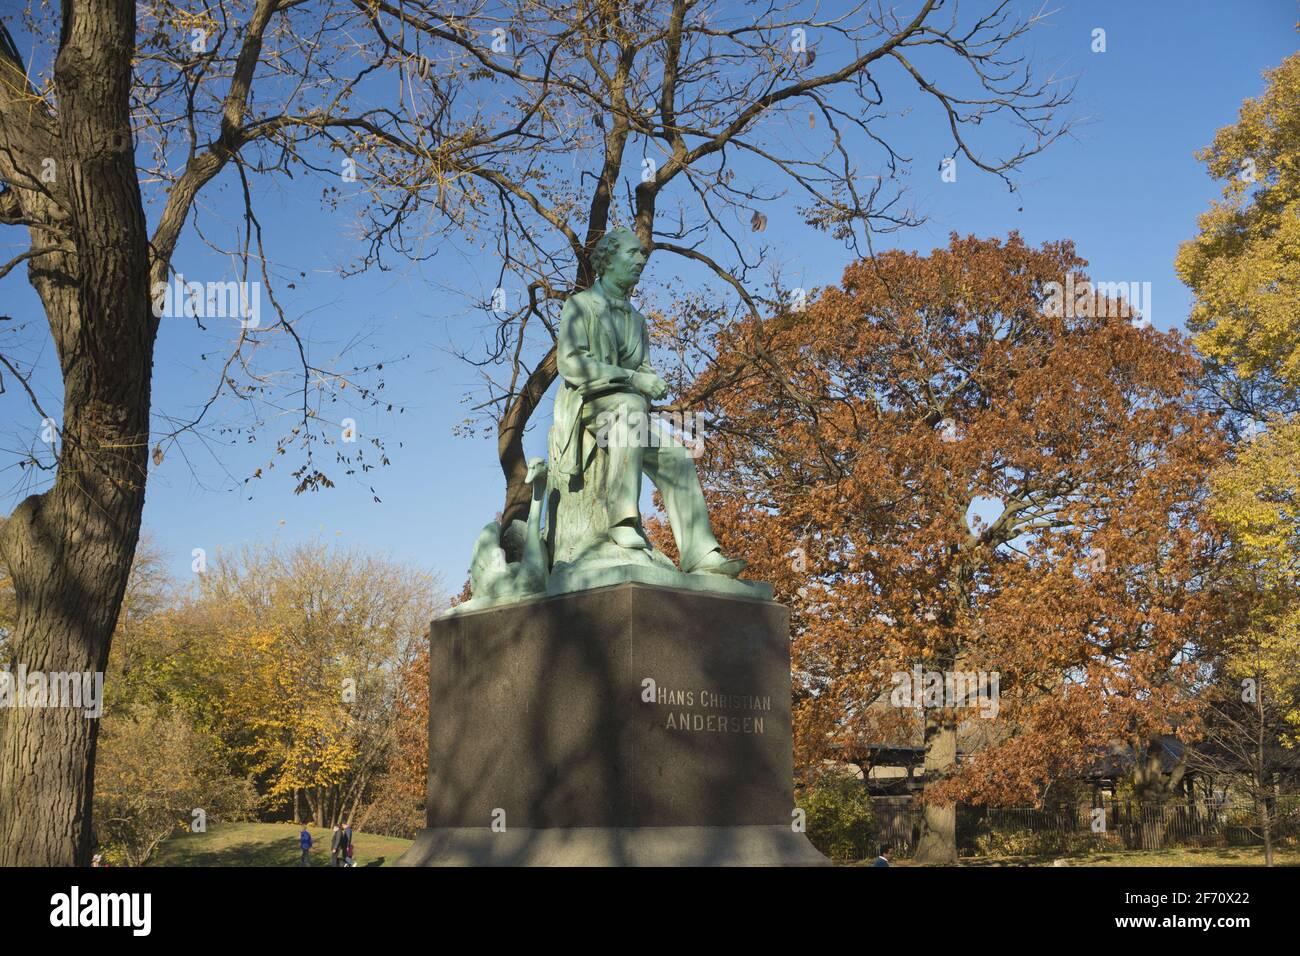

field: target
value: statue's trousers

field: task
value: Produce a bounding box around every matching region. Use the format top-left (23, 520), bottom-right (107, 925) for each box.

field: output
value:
top-left (581, 390), bottom-right (721, 571)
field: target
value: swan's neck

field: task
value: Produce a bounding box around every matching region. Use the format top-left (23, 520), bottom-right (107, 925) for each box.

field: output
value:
top-left (527, 477), bottom-right (545, 526)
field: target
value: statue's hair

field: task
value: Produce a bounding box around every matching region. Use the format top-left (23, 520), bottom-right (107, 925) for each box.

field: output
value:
top-left (591, 227), bottom-right (641, 276)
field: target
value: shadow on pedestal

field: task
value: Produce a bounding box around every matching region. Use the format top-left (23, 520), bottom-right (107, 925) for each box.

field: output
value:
top-left (396, 581), bottom-right (827, 866)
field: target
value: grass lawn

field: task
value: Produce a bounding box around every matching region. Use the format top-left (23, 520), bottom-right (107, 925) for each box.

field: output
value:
top-left (960, 846), bottom-right (1300, 866)
top-left (149, 822), bottom-right (412, 867)
top-left (839, 846), bottom-right (1299, 866)
top-left (156, 825), bottom-right (1295, 867)
top-left (956, 842), bottom-right (1300, 868)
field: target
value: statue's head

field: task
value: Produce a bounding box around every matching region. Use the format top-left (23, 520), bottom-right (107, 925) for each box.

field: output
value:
top-left (591, 227), bottom-right (647, 293)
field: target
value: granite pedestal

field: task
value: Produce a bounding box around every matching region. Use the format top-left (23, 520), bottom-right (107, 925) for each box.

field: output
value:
top-left (396, 581), bottom-right (826, 866)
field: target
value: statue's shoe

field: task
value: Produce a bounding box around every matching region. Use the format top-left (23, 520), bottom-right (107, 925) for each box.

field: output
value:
top-left (609, 524), bottom-right (649, 550)
top-left (686, 549), bottom-right (747, 577)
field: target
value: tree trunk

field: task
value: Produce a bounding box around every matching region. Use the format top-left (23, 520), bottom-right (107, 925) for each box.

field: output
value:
top-left (0, 0), bottom-right (153, 867)
top-left (913, 708), bottom-right (958, 864)
top-left (1256, 687), bottom-right (1272, 866)
top-left (498, 93), bottom-right (629, 528)
top-left (1254, 790), bottom-right (1273, 867)
top-left (345, 772), bottom-right (369, 827)
top-left (498, 351), bottom-right (558, 529)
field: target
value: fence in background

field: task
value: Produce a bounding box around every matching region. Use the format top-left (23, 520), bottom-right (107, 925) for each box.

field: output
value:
top-left (855, 795), bottom-right (1300, 861)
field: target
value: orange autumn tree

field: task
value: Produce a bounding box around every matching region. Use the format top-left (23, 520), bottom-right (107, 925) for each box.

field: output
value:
top-left (362, 643), bottom-right (430, 837)
top-left (676, 234), bottom-right (1228, 863)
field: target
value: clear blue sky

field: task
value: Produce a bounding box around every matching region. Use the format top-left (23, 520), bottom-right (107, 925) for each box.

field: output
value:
top-left (0, 0), bottom-right (1294, 593)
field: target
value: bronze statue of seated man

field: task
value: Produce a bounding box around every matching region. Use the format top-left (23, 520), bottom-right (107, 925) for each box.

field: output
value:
top-left (549, 227), bottom-right (745, 577)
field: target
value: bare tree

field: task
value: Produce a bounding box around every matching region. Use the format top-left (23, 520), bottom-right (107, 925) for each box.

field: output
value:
top-left (334, 0), bottom-right (1074, 527)
top-left (0, 0), bottom-right (412, 865)
top-left (0, 0), bottom-right (1070, 865)
top-left (1185, 653), bottom-right (1298, 866)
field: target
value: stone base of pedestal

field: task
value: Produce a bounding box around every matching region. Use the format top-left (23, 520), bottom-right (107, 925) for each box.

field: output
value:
top-left (396, 825), bottom-right (826, 867)
top-left (395, 581), bottom-right (826, 867)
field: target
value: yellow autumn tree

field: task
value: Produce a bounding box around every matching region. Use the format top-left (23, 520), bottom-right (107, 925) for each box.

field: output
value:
top-left (1179, 50), bottom-right (1300, 743)
top-left (1176, 52), bottom-right (1300, 413)
top-left (1210, 424), bottom-right (1300, 739)
top-left (194, 541), bottom-right (442, 826)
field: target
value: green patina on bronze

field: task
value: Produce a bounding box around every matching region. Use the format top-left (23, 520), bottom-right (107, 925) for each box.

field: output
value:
top-left (455, 228), bottom-right (766, 613)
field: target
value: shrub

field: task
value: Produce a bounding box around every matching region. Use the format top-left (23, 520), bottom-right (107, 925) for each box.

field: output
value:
top-left (798, 773), bottom-right (876, 860)
top-left (94, 705), bottom-right (259, 865)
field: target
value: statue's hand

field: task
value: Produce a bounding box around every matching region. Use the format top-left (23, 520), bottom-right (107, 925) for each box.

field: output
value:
top-left (631, 370), bottom-right (669, 400)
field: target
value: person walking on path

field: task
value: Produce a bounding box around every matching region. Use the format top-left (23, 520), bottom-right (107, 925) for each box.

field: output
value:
top-left (330, 824), bottom-right (342, 867)
top-left (338, 823), bottom-right (351, 867)
top-left (299, 825), bottom-right (313, 866)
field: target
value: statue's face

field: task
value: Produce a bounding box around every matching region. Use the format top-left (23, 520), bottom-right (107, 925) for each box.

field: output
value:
top-left (601, 234), bottom-right (647, 292)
